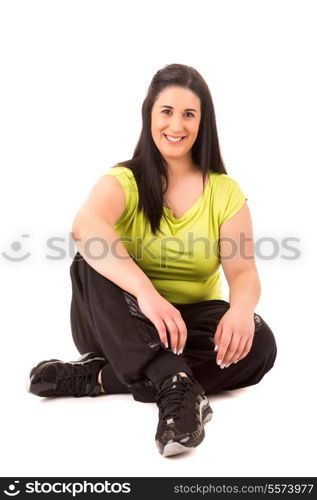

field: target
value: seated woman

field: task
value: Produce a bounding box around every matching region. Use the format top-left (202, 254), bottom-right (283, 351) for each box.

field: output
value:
top-left (27, 63), bottom-right (277, 458)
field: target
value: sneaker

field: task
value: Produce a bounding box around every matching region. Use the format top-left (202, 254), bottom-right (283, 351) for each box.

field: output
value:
top-left (153, 373), bottom-right (213, 457)
top-left (27, 352), bottom-right (107, 398)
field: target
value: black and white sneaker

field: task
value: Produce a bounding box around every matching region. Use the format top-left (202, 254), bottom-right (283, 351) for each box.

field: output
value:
top-left (153, 373), bottom-right (213, 457)
top-left (27, 352), bottom-right (107, 398)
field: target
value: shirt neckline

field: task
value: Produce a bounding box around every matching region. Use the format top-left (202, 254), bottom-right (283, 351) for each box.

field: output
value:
top-left (163, 172), bottom-right (212, 223)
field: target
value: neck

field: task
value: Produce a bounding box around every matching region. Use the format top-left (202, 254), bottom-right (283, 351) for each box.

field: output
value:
top-left (164, 155), bottom-right (199, 181)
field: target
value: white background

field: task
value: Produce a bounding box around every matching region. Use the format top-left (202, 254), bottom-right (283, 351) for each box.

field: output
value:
top-left (1, 0), bottom-right (316, 477)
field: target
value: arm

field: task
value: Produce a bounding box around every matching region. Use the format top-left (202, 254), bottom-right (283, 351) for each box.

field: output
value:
top-left (213, 201), bottom-right (260, 367)
top-left (71, 174), bottom-right (187, 353)
top-left (220, 201), bottom-right (261, 314)
top-left (71, 174), bottom-right (154, 297)
top-left (227, 270), bottom-right (260, 314)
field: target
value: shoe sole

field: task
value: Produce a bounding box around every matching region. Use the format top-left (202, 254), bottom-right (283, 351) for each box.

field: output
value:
top-left (160, 400), bottom-right (213, 457)
top-left (26, 352), bottom-right (106, 397)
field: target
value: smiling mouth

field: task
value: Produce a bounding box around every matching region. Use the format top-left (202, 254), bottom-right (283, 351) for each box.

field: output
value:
top-left (163, 134), bottom-right (186, 143)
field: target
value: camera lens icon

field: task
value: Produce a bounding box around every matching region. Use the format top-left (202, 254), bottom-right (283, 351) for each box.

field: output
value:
top-left (3, 481), bottom-right (20, 496)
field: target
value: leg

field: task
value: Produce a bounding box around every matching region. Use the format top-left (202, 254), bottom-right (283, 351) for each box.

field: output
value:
top-left (177, 299), bottom-right (277, 394)
top-left (69, 251), bottom-right (193, 401)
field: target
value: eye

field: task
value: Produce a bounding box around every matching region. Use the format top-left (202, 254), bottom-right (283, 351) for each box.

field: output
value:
top-left (161, 109), bottom-right (195, 118)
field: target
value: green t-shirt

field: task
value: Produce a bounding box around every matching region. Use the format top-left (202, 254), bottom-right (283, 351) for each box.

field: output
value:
top-left (102, 166), bottom-right (248, 304)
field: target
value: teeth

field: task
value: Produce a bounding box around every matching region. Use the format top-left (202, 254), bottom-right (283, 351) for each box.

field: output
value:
top-left (166, 135), bottom-right (183, 142)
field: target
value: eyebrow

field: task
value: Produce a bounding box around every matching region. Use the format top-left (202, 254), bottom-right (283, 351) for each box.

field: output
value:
top-left (159, 105), bottom-right (198, 113)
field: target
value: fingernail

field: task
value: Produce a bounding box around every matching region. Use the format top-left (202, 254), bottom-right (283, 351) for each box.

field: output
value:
top-left (177, 349), bottom-right (183, 355)
top-left (220, 363), bottom-right (226, 369)
top-left (217, 359), bottom-right (222, 366)
top-left (173, 348), bottom-right (177, 354)
top-left (214, 344), bottom-right (218, 352)
top-left (225, 364), bottom-right (231, 368)
top-left (165, 342), bottom-right (169, 349)
top-left (234, 360), bottom-right (239, 364)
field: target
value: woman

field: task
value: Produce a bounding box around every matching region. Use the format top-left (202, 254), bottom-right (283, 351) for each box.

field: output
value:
top-left (27, 63), bottom-right (277, 457)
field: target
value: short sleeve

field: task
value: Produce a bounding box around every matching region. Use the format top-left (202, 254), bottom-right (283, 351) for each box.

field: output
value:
top-left (216, 175), bottom-right (248, 226)
top-left (101, 166), bottom-right (138, 226)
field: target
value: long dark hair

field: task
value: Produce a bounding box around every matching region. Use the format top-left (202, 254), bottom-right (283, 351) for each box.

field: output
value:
top-left (112, 63), bottom-right (227, 235)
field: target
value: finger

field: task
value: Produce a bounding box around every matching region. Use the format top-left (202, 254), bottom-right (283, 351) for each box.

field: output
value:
top-left (239, 338), bottom-right (253, 360)
top-left (216, 329), bottom-right (233, 366)
top-left (221, 334), bottom-right (241, 366)
top-left (225, 336), bottom-right (245, 365)
top-left (163, 317), bottom-right (179, 354)
top-left (153, 319), bottom-right (168, 347)
top-left (174, 311), bottom-right (187, 353)
top-left (213, 323), bottom-right (223, 351)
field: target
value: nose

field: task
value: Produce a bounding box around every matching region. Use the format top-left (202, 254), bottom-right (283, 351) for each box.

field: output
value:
top-left (168, 114), bottom-right (185, 134)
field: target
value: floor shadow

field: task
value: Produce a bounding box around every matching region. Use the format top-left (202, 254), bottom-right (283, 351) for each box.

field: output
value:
top-left (206, 386), bottom-right (251, 402)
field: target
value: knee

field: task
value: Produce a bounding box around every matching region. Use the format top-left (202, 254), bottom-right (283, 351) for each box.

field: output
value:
top-left (251, 315), bottom-right (278, 375)
top-left (70, 252), bottom-right (122, 292)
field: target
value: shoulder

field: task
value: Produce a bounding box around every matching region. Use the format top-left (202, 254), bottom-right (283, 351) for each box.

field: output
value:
top-left (209, 171), bottom-right (248, 225)
top-left (100, 165), bottom-right (139, 225)
top-left (210, 172), bottom-right (241, 191)
top-left (102, 165), bottom-right (137, 189)
top-left (210, 171), bottom-right (246, 201)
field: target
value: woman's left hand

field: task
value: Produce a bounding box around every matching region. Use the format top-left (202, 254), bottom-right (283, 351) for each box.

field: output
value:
top-left (213, 307), bottom-right (255, 368)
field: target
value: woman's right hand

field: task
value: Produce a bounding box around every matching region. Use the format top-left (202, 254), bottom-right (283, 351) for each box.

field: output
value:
top-left (136, 287), bottom-right (187, 355)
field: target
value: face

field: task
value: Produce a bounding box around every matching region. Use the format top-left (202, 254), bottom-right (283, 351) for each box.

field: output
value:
top-left (150, 86), bottom-right (201, 163)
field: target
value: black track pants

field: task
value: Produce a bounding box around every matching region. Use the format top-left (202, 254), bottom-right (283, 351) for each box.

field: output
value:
top-left (69, 251), bottom-right (277, 403)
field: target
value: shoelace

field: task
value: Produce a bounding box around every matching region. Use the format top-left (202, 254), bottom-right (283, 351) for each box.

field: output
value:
top-left (156, 377), bottom-right (193, 422)
top-left (55, 363), bottom-right (99, 397)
